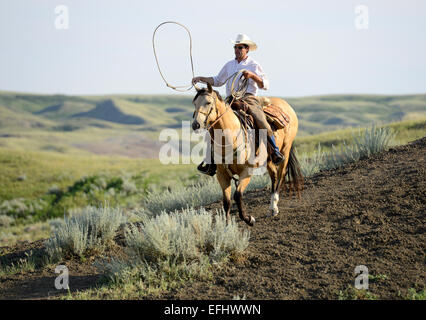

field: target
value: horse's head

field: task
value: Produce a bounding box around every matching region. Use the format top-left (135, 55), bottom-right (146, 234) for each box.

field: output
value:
top-left (192, 83), bottom-right (222, 131)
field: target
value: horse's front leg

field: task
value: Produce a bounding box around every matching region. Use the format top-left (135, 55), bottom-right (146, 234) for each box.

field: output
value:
top-left (216, 167), bottom-right (232, 223)
top-left (233, 171), bottom-right (255, 226)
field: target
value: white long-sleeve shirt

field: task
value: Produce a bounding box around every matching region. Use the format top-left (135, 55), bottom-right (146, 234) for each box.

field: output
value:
top-left (212, 56), bottom-right (269, 97)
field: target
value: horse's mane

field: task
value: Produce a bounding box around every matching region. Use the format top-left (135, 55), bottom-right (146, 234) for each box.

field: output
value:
top-left (192, 88), bottom-right (223, 103)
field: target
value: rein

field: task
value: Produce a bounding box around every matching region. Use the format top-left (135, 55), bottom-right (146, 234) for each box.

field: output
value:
top-left (201, 93), bottom-right (248, 164)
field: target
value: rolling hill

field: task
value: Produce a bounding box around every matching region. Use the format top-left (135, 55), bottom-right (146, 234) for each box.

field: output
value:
top-left (0, 91), bottom-right (425, 157)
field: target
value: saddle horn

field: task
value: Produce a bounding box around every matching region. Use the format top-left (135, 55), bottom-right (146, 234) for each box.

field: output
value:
top-left (207, 82), bottom-right (213, 93)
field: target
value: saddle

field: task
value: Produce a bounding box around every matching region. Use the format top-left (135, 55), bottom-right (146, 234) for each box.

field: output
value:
top-left (230, 97), bottom-right (290, 131)
top-left (259, 97), bottom-right (290, 130)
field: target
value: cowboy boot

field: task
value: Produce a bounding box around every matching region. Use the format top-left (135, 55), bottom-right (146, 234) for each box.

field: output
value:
top-left (197, 161), bottom-right (217, 176)
top-left (197, 148), bottom-right (217, 176)
top-left (267, 135), bottom-right (284, 165)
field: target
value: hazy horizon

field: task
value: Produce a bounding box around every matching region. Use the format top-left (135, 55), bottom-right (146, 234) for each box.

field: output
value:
top-left (1, 89), bottom-right (426, 99)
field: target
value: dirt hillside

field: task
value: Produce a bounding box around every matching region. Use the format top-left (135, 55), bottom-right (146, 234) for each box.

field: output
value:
top-left (0, 138), bottom-right (425, 299)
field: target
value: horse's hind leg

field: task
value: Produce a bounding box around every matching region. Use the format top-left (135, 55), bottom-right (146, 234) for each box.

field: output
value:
top-left (234, 170), bottom-right (255, 226)
top-left (268, 143), bottom-right (291, 216)
top-left (267, 160), bottom-right (279, 216)
top-left (277, 144), bottom-right (291, 195)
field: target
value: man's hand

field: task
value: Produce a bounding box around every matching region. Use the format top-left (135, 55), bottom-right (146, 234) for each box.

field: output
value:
top-left (192, 76), bottom-right (214, 86)
top-left (242, 70), bottom-right (264, 89)
top-left (242, 70), bottom-right (254, 79)
top-left (192, 77), bottom-right (202, 85)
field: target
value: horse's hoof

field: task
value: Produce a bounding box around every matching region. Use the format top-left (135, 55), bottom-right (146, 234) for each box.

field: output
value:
top-left (268, 209), bottom-right (279, 217)
top-left (246, 216), bottom-right (255, 227)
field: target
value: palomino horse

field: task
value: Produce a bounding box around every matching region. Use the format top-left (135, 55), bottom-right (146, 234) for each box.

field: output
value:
top-left (192, 83), bottom-right (303, 226)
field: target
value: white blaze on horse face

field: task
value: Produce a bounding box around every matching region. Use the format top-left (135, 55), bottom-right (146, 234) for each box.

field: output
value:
top-left (269, 192), bottom-right (279, 216)
top-left (193, 95), bottom-right (215, 130)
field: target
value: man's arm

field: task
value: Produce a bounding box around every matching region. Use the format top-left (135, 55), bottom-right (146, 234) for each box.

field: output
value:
top-left (193, 62), bottom-right (229, 87)
top-left (242, 70), bottom-right (266, 89)
top-left (192, 76), bottom-right (214, 86)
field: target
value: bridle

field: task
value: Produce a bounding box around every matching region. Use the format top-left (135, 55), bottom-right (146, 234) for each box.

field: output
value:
top-left (194, 92), bottom-right (233, 132)
top-left (193, 91), bottom-right (248, 153)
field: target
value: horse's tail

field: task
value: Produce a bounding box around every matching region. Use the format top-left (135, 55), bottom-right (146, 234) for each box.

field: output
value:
top-left (283, 144), bottom-right (304, 198)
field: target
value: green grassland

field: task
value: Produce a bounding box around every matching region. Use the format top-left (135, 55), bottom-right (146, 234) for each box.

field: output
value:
top-left (0, 148), bottom-right (196, 201)
top-left (0, 91), bottom-right (425, 246)
top-left (0, 118), bottom-right (424, 209)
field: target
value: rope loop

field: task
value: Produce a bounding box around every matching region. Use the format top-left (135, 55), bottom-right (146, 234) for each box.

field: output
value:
top-left (152, 21), bottom-right (195, 92)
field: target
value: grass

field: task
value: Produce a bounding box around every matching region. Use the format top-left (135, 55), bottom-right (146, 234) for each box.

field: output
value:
top-left (0, 248), bottom-right (52, 277)
top-left (0, 252), bottom-right (36, 277)
top-left (368, 274), bottom-right (389, 282)
top-left (0, 147), bottom-right (194, 201)
top-left (0, 118), bottom-right (423, 299)
top-left (0, 220), bottom-right (51, 247)
top-left (403, 288), bottom-right (425, 300)
top-left (337, 286), bottom-right (378, 300)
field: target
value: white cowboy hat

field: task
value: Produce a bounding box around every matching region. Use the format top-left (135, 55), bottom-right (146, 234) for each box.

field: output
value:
top-left (230, 34), bottom-right (258, 51)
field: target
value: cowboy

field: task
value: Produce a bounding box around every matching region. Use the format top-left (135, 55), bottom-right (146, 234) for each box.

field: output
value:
top-left (192, 34), bottom-right (284, 175)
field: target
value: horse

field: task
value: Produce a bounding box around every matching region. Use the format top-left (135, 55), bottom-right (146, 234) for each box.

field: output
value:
top-left (191, 83), bottom-right (303, 226)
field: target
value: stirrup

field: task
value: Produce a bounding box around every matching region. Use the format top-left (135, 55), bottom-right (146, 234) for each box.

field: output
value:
top-left (271, 151), bottom-right (285, 165)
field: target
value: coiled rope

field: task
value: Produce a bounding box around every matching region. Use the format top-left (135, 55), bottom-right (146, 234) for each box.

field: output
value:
top-left (228, 69), bottom-right (249, 100)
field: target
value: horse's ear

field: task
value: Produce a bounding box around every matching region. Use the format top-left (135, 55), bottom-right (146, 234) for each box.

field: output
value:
top-left (194, 84), bottom-right (201, 92)
top-left (207, 82), bottom-right (213, 93)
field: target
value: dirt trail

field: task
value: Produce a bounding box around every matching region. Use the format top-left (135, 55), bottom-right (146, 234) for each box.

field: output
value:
top-left (0, 138), bottom-right (425, 299)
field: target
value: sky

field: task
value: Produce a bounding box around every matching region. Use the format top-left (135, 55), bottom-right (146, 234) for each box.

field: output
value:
top-left (0, 0), bottom-right (425, 97)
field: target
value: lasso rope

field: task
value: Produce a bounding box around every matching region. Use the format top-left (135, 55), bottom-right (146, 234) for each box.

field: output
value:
top-left (152, 21), bottom-right (196, 92)
top-left (153, 21), bottom-right (250, 97)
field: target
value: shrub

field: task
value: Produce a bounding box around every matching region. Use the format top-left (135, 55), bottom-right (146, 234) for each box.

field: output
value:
top-left (298, 144), bottom-right (324, 177)
top-left (352, 124), bottom-right (395, 158)
top-left (144, 173), bottom-right (270, 215)
top-left (0, 198), bottom-right (47, 219)
top-left (0, 215), bottom-right (15, 227)
top-left (99, 206), bottom-right (250, 291)
top-left (299, 124), bottom-right (396, 174)
top-left (45, 205), bottom-right (127, 260)
top-left (246, 172), bottom-right (270, 192)
top-left (127, 207), bottom-right (249, 263)
top-left (143, 180), bottom-right (222, 214)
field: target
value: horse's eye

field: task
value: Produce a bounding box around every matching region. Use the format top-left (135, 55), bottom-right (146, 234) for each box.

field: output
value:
top-left (206, 102), bottom-right (211, 105)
